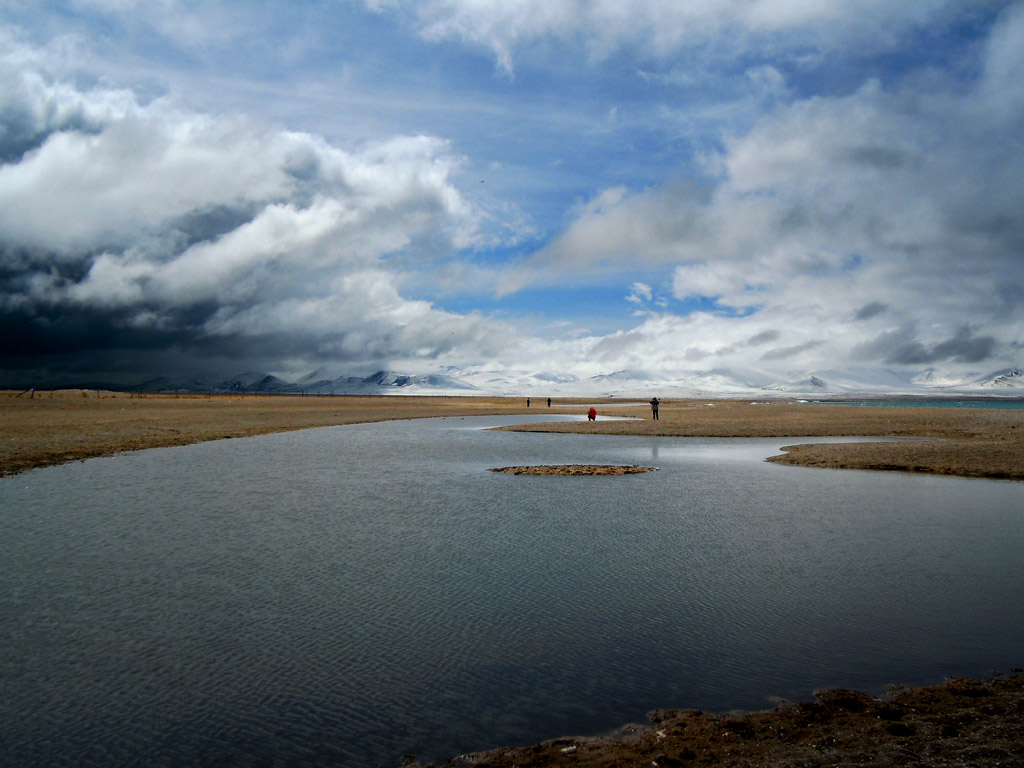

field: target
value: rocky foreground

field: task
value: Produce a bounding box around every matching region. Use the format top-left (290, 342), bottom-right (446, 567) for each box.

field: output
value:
top-left (412, 674), bottom-right (1024, 767)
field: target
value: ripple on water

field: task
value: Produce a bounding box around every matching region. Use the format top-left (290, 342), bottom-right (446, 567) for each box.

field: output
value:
top-left (1, 419), bottom-right (1024, 766)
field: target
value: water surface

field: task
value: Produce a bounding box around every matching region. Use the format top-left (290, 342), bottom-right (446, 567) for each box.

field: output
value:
top-left (2, 415), bottom-right (1022, 766)
top-left (813, 399), bottom-right (1024, 409)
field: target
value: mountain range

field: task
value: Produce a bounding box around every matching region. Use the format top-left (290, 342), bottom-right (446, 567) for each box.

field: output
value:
top-left (117, 365), bottom-right (1024, 398)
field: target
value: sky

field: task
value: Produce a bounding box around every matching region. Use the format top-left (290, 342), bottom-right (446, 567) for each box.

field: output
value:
top-left (1, 0), bottom-right (1022, 387)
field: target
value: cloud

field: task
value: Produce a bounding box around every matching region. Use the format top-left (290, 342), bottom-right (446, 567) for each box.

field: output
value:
top-left (0, 46), bottom-right (502, 380)
top-left (493, 2), bottom-right (1024, 375)
top-left (2, 3), bottom-right (1022, 388)
top-left (626, 281), bottom-right (652, 304)
top-left (854, 302), bottom-right (888, 321)
top-left (854, 325), bottom-right (997, 365)
top-left (747, 330), bottom-right (781, 346)
top-left (368, 0), bottom-right (996, 72)
top-left (760, 340), bottom-right (824, 361)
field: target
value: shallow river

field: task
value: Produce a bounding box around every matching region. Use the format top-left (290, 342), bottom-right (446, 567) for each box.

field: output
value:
top-left (2, 415), bottom-right (1023, 766)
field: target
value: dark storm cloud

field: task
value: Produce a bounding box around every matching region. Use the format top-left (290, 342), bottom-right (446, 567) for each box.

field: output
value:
top-left (854, 325), bottom-right (997, 365)
top-left (760, 340), bottom-right (824, 361)
top-left (0, 59), bottom-right (494, 384)
top-left (746, 329), bottom-right (781, 346)
top-left (854, 302), bottom-right (888, 321)
top-left (0, 88), bottom-right (104, 164)
top-left (932, 327), bottom-right (997, 364)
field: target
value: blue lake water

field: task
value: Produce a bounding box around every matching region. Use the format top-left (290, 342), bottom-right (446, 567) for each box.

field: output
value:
top-left (2, 414), bottom-right (1023, 767)
top-left (813, 399), bottom-right (1024, 409)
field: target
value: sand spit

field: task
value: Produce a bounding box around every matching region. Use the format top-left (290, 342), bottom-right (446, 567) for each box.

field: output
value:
top-left (3, 393), bottom-right (1023, 480)
top-left (0, 392), bottom-right (541, 476)
top-left (412, 674), bottom-right (1024, 768)
top-left (498, 398), bottom-right (1024, 481)
top-left (489, 464), bottom-right (656, 475)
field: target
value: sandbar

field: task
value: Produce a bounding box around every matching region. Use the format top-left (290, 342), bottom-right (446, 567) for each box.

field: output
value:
top-left (498, 398), bottom-right (1024, 481)
top-left (3, 393), bottom-right (1023, 480)
top-left (489, 464), bottom-right (656, 475)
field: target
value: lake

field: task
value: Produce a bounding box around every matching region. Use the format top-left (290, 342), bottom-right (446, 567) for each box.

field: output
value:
top-left (2, 415), bottom-right (1022, 766)
top-left (812, 399), bottom-right (1024, 409)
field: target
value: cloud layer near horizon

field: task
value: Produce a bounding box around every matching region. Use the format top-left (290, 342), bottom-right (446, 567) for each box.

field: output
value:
top-left (1, 1), bottom-right (1022, 387)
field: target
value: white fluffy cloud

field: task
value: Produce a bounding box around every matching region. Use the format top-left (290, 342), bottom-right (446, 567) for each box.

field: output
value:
top-left (0, 41), bottom-right (503, 375)
top-left (495, 3), bottom-right (1024, 375)
top-left (2, 2), bottom-right (1022, 387)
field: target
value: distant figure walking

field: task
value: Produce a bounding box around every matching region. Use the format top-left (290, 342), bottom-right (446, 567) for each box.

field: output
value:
top-left (650, 397), bottom-right (660, 420)
top-left (547, 397), bottom-right (551, 407)
top-left (587, 407), bottom-right (597, 421)
top-left (527, 398), bottom-right (530, 407)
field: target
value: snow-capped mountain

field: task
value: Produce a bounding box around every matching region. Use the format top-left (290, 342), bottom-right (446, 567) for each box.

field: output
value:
top-left (765, 368), bottom-right (923, 394)
top-left (218, 372), bottom-right (291, 392)
top-left (78, 364), bottom-right (1024, 397)
top-left (976, 368), bottom-right (1024, 389)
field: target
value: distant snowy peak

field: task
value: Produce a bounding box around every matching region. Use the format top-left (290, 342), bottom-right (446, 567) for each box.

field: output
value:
top-left (122, 363), bottom-right (1024, 397)
top-left (978, 368), bottom-right (1024, 389)
top-left (355, 371), bottom-right (478, 392)
top-left (590, 369), bottom-right (662, 383)
top-left (296, 367), bottom-right (338, 386)
top-left (683, 369), bottom-right (768, 393)
top-left (220, 372), bottom-right (289, 392)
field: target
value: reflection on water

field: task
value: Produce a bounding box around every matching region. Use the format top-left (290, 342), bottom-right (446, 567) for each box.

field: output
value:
top-left (2, 415), bottom-right (1023, 767)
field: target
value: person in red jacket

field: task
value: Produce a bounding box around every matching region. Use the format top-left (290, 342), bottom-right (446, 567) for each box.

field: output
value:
top-left (587, 407), bottom-right (597, 421)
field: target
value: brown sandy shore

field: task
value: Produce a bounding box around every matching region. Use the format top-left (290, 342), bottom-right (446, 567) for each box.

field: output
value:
top-left (3, 392), bottom-right (1022, 480)
top-left (3, 392), bottom-right (1023, 767)
top-left (498, 398), bottom-right (1024, 482)
top-left (0, 391), bottom-right (545, 477)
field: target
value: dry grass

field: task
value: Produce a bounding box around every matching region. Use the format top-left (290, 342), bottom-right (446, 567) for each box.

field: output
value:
top-left (0, 391), bottom-right (538, 476)
top-left (3, 393), bottom-right (1022, 481)
top-left (500, 399), bottom-right (1024, 481)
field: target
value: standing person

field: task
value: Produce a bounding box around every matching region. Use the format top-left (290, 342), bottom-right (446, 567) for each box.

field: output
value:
top-left (587, 406), bottom-right (597, 421)
top-left (527, 398), bottom-right (530, 407)
top-left (650, 397), bottom-right (660, 420)
top-left (547, 397), bottom-right (551, 407)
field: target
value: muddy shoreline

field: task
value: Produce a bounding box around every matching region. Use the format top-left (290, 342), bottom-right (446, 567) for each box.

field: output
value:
top-left (499, 398), bottom-right (1024, 481)
top-left (3, 392), bottom-right (1022, 480)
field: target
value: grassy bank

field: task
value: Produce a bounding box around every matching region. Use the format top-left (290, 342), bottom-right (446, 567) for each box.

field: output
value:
top-left (3, 393), bottom-right (1023, 480)
top-left (499, 399), bottom-right (1024, 481)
